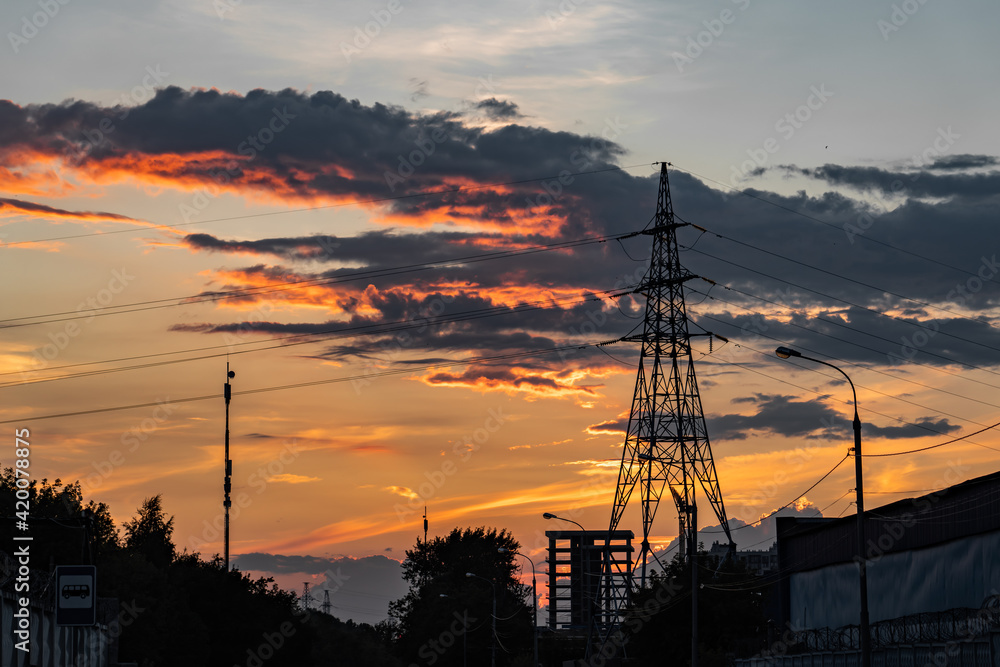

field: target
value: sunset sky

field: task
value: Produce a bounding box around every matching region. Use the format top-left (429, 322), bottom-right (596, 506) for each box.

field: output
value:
top-left (2, 0), bottom-right (999, 625)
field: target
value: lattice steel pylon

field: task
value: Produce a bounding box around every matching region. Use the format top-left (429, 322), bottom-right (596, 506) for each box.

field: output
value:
top-left (593, 162), bottom-right (735, 647)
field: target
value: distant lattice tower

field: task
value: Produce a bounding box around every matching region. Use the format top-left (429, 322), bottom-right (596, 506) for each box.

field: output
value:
top-left (301, 582), bottom-right (314, 610)
top-left (321, 589), bottom-right (332, 616)
top-left (595, 162), bottom-right (735, 640)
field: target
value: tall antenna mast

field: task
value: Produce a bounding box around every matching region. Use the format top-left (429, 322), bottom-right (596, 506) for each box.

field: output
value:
top-left (224, 364), bottom-right (235, 570)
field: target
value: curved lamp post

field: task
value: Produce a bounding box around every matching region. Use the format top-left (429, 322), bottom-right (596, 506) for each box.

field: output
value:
top-left (466, 572), bottom-right (497, 667)
top-left (775, 346), bottom-right (870, 667)
top-left (499, 547), bottom-right (538, 667)
top-left (542, 512), bottom-right (585, 532)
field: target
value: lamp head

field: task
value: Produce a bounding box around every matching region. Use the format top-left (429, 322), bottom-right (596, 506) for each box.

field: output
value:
top-left (542, 512), bottom-right (556, 520)
top-left (228, 370), bottom-right (236, 379)
top-left (497, 547), bottom-right (509, 554)
top-left (775, 346), bottom-right (801, 359)
top-left (465, 572), bottom-right (474, 578)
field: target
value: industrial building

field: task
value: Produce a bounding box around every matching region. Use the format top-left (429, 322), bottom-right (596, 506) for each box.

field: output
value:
top-left (740, 469), bottom-right (1000, 667)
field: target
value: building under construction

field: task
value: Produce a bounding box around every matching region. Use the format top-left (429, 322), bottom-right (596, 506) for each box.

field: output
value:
top-left (545, 529), bottom-right (633, 632)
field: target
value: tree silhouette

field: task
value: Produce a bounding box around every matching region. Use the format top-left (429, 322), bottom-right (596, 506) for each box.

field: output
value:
top-left (622, 553), bottom-right (768, 667)
top-left (390, 526), bottom-right (533, 666)
top-left (122, 494), bottom-right (175, 568)
top-left (0, 468), bottom-right (117, 565)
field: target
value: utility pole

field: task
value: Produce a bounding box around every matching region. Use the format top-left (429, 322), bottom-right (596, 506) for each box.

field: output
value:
top-left (224, 365), bottom-right (235, 571)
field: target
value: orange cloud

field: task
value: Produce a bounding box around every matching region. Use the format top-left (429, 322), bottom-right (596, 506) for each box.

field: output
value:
top-left (419, 365), bottom-right (604, 399)
top-left (266, 473), bottom-right (320, 484)
top-left (385, 486), bottom-right (420, 500)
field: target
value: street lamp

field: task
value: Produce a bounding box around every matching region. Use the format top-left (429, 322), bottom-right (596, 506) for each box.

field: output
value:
top-left (466, 572), bottom-right (497, 667)
top-left (542, 512), bottom-right (586, 532)
top-left (440, 595), bottom-right (467, 667)
top-left (499, 547), bottom-right (538, 667)
top-left (639, 451), bottom-right (699, 667)
top-left (775, 346), bottom-right (870, 667)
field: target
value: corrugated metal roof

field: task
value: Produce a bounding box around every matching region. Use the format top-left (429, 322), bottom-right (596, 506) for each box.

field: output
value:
top-left (777, 469), bottom-right (1000, 574)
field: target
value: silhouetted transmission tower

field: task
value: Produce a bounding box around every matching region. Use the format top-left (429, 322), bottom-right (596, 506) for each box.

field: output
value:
top-left (321, 589), bottom-right (332, 616)
top-left (301, 582), bottom-right (313, 611)
top-left (594, 162), bottom-right (735, 649)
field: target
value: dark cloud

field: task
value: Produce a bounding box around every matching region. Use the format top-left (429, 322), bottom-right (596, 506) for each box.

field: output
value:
top-left (0, 86), bottom-right (628, 218)
top-left (11, 86), bottom-right (999, 418)
top-left (475, 97), bottom-right (523, 120)
top-left (0, 196), bottom-right (140, 222)
top-left (928, 154), bottom-right (999, 171)
top-left (233, 552), bottom-right (406, 625)
top-left (709, 393), bottom-right (843, 441)
top-left (708, 394), bottom-right (958, 441)
top-left (777, 162), bottom-right (1000, 199)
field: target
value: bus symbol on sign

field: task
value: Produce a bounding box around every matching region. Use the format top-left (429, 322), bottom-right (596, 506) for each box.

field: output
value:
top-left (55, 565), bottom-right (97, 626)
top-left (62, 584), bottom-right (90, 600)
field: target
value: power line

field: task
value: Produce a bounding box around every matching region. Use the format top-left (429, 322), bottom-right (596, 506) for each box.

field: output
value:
top-left (1, 233), bottom-right (626, 328)
top-left (666, 162), bottom-right (980, 281)
top-left (3, 162), bottom-right (655, 247)
top-left (861, 419), bottom-right (1000, 457)
top-left (695, 313), bottom-right (992, 430)
top-left (692, 342), bottom-right (1000, 453)
top-left (0, 343), bottom-right (595, 424)
top-left (684, 245), bottom-right (1000, 362)
top-left (700, 283), bottom-right (1000, 393)
top-left (2, 288), bottom-right (628, 389)
top-left (701, 454), bottom-right (851, 534)
top-left (689, 286), bottom-right (1000, 410)
top-left (696, 225), bottom-right (993, 331)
